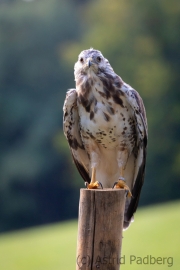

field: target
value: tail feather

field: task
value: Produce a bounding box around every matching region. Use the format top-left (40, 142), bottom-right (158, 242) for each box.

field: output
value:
top-left (123, 198), bottom-right (133, 230)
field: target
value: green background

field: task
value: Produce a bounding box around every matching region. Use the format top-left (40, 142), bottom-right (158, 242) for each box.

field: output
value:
top-left (0, 201), bottom-right (179, 269)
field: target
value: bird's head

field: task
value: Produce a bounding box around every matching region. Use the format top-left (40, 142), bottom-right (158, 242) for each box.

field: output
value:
top-left (74, 48), bottom-right (114, 81)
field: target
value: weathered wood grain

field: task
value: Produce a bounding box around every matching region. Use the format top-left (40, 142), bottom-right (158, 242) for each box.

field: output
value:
top-left (76, 188), bottom-right (126, 270)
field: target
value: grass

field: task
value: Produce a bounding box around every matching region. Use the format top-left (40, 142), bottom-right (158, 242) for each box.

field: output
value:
top-left (0, 201), bottom-right (179, 270)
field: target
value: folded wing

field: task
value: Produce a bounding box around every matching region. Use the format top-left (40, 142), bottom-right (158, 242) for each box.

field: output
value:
top-left (122, 86), bottom-right (148, 229)
top-left (63, 89), bottom-right (90, 183)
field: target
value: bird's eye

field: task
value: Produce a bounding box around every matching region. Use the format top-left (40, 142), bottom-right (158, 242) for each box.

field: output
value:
top-left (80, 57), bottom-right (84, 63)
top-left (97, 56), bottom-right (101, 62)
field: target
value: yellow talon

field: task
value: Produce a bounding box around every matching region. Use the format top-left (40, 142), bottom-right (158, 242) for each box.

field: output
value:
top-left (87, 181), bottom-right (101, 189)
top-left (115, 180), bottom-right (132, 198)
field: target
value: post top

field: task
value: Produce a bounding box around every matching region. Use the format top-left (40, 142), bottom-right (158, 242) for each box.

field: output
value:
top-left (80, 188), bottom-right (127, 193)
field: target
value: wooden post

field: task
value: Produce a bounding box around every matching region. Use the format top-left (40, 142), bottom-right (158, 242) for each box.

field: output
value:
top-left (76, 188), bottom-right (126, 270)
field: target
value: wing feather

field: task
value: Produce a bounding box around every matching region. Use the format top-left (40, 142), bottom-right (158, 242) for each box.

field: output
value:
top-left (63, 89), bottom-right (90, 183)
top-left (122, 85), bottom-right (148, 229)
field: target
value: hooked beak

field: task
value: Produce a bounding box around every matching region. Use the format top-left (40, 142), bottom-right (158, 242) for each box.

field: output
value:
top-left (87, 58), bottom-right (93, 68)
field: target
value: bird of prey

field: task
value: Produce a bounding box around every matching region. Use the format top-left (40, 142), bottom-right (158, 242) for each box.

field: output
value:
top-left (63, 48), bottom-right (147, 229)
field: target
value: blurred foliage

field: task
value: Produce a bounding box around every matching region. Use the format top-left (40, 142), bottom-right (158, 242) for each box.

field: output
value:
top-left (0, 0), bottom-right (180, 232)
top-left (0, 0), bottom-right (84, 232)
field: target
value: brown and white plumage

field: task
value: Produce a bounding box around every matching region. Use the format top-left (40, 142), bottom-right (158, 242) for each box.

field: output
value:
top-left (63, 49), bottom-right (148, 229)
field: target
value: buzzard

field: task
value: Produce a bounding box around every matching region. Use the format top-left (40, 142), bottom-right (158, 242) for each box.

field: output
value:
top-left (63, 48), bottom-right (147, 229)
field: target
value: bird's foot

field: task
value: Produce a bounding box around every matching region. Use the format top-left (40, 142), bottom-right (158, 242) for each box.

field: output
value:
top-left (112, 178), bottom-right (132, 198)
top-left (85, 181), bottom-right (103, 189)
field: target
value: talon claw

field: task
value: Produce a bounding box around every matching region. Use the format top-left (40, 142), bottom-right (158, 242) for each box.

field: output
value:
top-left (86, 181), bottom-right (103, 189)
top-left (98, 181), bottom-right (103, 189)
top-left (112, 180), bottom-right (132, 197)
top-left (112, 182), bottom-right (118, 189)
top-left (85, 182), bottom-right (89, 189)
